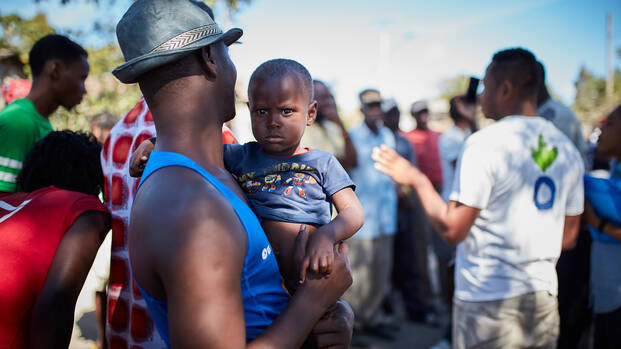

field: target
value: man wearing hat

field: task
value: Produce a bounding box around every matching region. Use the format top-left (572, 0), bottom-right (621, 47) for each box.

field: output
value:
top-left (342, 88), bottom-right (398, 340)
top-left (113, 0), bottom-right (353, 347)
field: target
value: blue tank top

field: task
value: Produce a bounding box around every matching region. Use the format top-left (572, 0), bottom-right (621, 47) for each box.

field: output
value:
top-left (134, 151), bottom-right (289, 347)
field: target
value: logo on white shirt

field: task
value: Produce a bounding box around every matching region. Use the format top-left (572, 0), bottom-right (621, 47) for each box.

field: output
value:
top-left (531, 135), bottom-right (558, 210)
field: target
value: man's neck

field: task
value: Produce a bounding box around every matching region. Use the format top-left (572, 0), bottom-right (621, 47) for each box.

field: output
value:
top-left (455, 120), bottom-right (470, 131)
top-left (364, 120), bottom-right (379, 135)
top-left (150, 95), bottom-right (227, 174)
top-left (497, 100), bottom-right (538, 120)
top-left (26, 83), bottom-right (58, 118)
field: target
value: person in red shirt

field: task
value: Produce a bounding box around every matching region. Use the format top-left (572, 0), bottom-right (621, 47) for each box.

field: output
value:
top-left (402, 100), bottom-right (443, 192)
top-left (0, 130), bottom-right (110, 348)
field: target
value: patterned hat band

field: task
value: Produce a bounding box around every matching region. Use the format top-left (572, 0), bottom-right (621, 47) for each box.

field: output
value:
top-left (150, 23), bottom-right (222, 53)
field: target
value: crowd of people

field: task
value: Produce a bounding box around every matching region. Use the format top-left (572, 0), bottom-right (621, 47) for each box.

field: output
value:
top-left (0, 0), bottom-right (620, 349)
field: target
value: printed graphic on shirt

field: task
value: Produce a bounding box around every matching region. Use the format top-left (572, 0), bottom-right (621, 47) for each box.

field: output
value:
top-left (0, 199), bottom-right (31, 223)
top-left (531, 134), bottom-right (557, 210)
top-left (239, 164), bottom-right (319, 199)
top-left (531, 135), bottom-right (558, 172)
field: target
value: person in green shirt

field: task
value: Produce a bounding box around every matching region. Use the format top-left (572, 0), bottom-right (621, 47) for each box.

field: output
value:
top-left (0, 34), bottom-right (89, 193)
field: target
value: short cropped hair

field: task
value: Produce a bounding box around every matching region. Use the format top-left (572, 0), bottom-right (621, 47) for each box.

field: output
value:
top-left (536, 61), bottom-right (546, 81)
top-left (490, 48), bottom-right (539, 99)
top-left (17, 130), bottom-right (103, 196)
top-left (249, 59), bottom-right (314, 101)
top-left (29, 34), bottom-right (88, 77)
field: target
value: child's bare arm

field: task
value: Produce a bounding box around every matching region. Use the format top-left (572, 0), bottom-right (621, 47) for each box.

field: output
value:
top-left (299, 187), bottom-right (363, 282)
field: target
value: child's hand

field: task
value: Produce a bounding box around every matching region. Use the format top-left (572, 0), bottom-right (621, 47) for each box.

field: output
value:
top-left (298, 228), bottom-right (335, 282)
top-left (129, 138), bottom-right (155, 177)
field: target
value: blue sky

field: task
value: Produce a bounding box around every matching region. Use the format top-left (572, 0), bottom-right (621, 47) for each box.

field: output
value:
top-left (1, 0), bottom-right (620, 111)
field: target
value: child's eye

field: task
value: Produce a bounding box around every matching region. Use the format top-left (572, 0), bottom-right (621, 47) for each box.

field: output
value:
top-left (282, 109), bottom-right (293, 115)
top-left (255, 109), bottom-right (268, 116)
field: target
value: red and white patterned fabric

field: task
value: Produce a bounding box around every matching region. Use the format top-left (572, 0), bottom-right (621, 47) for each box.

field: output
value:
top-left (1, 79), bottom-right (31, 105)
top-left (102, 97), bottom-right (237, 349)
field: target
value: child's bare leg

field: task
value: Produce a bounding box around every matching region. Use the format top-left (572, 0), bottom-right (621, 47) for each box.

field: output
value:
top-left (260, 219), bottom-right (317, 292)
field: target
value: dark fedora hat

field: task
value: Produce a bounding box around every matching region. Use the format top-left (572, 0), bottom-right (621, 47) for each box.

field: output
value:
top-left (113, 0), bottom-right (243, 84)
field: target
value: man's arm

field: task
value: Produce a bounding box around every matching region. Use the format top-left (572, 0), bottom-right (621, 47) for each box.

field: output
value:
top-left (372, 145), bottom-right (479, 246)
top-left (339, 128), bottom-right (358, 170)
top-left (320, 105), bottom-right (357, 169)
top-left (583, 202), bottom-right (621, 243)
top-left (28, 211), bottom-right (110, 348)
top-left (134, 171), bottom-right (352, 348)
top-left (562, 215), bottom-right (581, 250)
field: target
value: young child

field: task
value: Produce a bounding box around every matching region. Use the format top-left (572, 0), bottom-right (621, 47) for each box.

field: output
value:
top-left (132, 59), bottom-right (363, 291)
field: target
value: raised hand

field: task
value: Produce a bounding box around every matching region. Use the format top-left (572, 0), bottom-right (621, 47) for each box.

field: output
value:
top-left (129, 138), bottom-right (155, 177)
top-left (372, 144), bottom-right (423, 187)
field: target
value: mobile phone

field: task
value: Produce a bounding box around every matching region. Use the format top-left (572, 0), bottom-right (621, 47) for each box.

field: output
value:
top-left (465, 77), bottom-right (480, 104)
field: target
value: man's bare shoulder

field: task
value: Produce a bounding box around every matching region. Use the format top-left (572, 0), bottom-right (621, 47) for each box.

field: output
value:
top-left (131, 166), bottom-right (247, 255)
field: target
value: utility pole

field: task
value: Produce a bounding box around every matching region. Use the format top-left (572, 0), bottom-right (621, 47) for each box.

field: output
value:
top-left (606, 13), bottom-right (613, 100)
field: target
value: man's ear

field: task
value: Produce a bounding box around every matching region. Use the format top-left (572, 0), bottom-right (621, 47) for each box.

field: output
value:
top-left (198, 45), bottom-right (217, 79)
top-left (499, 80), bottom-right (513, 103)
top-left (307, 100), bottom-right (318, 126)
top-left (48, 60), bottom-right (61, 82)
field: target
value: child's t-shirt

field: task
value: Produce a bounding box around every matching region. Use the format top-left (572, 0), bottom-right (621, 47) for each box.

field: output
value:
top-left (224, 142), bottom-right (355, 225)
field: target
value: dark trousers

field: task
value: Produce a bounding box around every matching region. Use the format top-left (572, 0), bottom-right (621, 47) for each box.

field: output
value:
top-left (392, 191), bottom-right (433, 317)
top-left (556, 223), bottom-right (592, 349)
top-left (594, 306), bottom-right (621, 349)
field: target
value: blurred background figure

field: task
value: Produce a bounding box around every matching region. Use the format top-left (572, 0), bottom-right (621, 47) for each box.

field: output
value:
top-left (382, 98), bottom-right (437, 326)
top-left (301, 80), bottom-right (358, 169)
top-left (536, 61), bottom-right (593, 349)
top-left (343, 89), bottom-right (398, 343)
top-left (90, 111), bottom-right (119, 144)
top-left (402, 100), bottom-right (443, 193)
top-left (582, 105), bottom-right (621, 349)
top-left (0, 34), bottom-right (89, 194)
top-left (439, 96), bottom-right (476, 203)
top-left (0, 130), bottom-right (109, 349)
top-left (537, 61), bottom-right (588, 164)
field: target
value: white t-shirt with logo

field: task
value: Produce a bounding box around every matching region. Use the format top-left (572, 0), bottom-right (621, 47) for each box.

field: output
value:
top-left (450, 115), bottom-right (584, 302)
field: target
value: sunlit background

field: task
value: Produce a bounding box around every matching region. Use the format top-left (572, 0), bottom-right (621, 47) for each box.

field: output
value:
top-left (1, 0), bottom-right (620, 137)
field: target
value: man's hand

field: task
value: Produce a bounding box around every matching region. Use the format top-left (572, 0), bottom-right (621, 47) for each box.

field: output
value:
top-left (298, 228), bottom-right (335, 281)
top-left (372, 145), bottom-right (423, 187)
top-left (129, 138), bottom-right (155, 177)
top-left (308, 300), bottom-right (354, 349)
top-left (294, 229), bottom-right (352, 308)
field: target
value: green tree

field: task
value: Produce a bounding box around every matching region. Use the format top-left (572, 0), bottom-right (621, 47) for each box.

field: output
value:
top-left (0, 11), bottom-right (141, 130)
top-left (3, 0), bottom-right (252, 131)
top-left (0, 13), bottom-right (55, 74)
top-left (572, 65), bottom-right (621, 125)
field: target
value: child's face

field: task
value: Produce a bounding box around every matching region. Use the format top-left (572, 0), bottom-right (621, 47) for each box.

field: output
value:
top-left (248, 74), bottom-right (317, 156)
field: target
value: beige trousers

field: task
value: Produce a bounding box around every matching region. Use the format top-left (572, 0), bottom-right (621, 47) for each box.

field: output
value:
top-left (453, 291), bottom-right (560, 349)
top-left (342, 234), bottom-right (394, 329)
